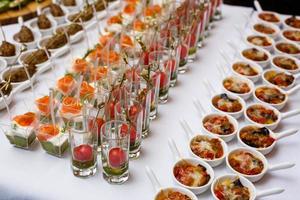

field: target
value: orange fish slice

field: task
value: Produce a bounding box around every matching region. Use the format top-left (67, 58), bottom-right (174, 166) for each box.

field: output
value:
top-left (90, 66), bottom-right (108, 81)
top-left (13, 112), bottom-right (36, 127)
top-left (87, 46), bottom-right (102, 62)
top-left (120, 34), bottom-right (134, 48)
top-left (123, 3), bottom-right (136, 15)
top-left (133, 19), bottom-right (145, 32)
top-left (57, 75), bottom-right (76, 95)
top-left (80, 81), bottom-right (95, 100)
top-left (100, 50), bottom-right (120, 65)
top-left (35, 95), bottom-right (51, 115)
top-left (99, 33), bottom-right (114, 47)
top-left (61, 97), bottom-right (82, 115)
top-left (37, 124), bottom-right (59, 141)
top-left (107, 15), bottom-right (122, 25)
top-left (72, 58), bottom-right (90, 73)
top-left (144, 5), bottom-right (161, 17)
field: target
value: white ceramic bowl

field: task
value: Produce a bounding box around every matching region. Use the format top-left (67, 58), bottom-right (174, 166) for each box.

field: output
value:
top-left (42, 6), bottom-right (69, 25)
top-left (270, 54), bottom-right (300, 74)
top-left (29, 16), bottom-right (57, 36)
top-left (211, 93), bottom-right (246, 119)
top-left (273, 40), bottom-right (300, 59)
top-left (108, 0), bottom-right (120, 10)
top-left (201, 112), bottom-right (238, 142)
top-left (0, 57), bottom-right (7, 71)
top-left (245, 34), bottom-right (274, 52)
top-left (1, 64), bottom-right (38, 93)
top-left (251, 22), bottom-right (280, 40)
top-left (0, 42), bottom-right (22, 65)
top-left (253, 85), bottom-right (288, 110)
top-left (18, 49), bottom-right (51, 74)
top-left (240, 46), bottom-right (271, 68)
top-left (153, 186), bottom-right (198, 200)
top-left (58, 0), bottom-right (83, 13)
top-left (262, 69), bottom-right (300, 90)
top-left (281, 29), bottom-right (300, 45)
top-left (222, 75), bottom-right (254, 100)
top-left (231, 60), bottom-right (263, 83)
top-left (226, 147), bottom-right (295, 182)
top-left (283, 16), bottom-right (300, 30)
top-left (188, 134), bottom-right (228, 167)
top-left (256, 11), bottom-right (282, 27)
top-left (172, 158), bottom-right (214, 194)
top-left (54, 23), bottom-right (84, 44)
top-left (211, 174), bottom-right (284, 200)
top-left (237, 124), bottom-right (298, 155)
top-left (244, 103), bottom-right (300, 130)
top-left (13, 29), bottom-right (41, 49)
top-left (38, 36), bottom-right (69, 58)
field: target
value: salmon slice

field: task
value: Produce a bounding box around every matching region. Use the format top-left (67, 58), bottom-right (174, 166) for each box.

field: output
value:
top-left (100, 50), bottom-right (120, 64)
top-left (37, 124), bottom-right (59, 141)
top-left (61, 97), bottom-right (82, 114)
top-left (57, 75), bottom-right (76, 95)
top-left (107, 15), bottom-right (122, 25)
top-left (72, 58), bottom-right (89, 73)
top-left (123, 3), bottom-right (136, 15)
top-left (35, 95), bottom-right (51, 115)
top-left (80, 81), bottom-right (95, 100)
top-left (133, 19), bottom-right (145, 32)
top-left (120, 34), bottom-right (134, 48)
top-left (13, 112), bottom-right (36, 127)
top-left (90, 66), bottom-right (108, 81)
top-left (99, 32), bottom-right (115, 47)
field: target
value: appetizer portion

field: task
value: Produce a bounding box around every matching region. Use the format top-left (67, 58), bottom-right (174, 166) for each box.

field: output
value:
top-left (37, 14), bottom-right (52, 29)
top-left (276, 42), bottom-right (300, 54)
top-left (14, 26), bottom-right (34, 43)
top-left (253, 23), bottom-right (275, 35)
top-left (283, 30), bottom-right (300, 42)
top-left (3, 65), bottom-right (37, 83)
top-left (62, 0), bottom-right (76, 6)
top-left (255, 86), bottom-right (286, 104)
top-left (203, 115), bottom-right (235, 135)
top-left (273, 56), bottom-right (298, 71)
top-left (246, 105), bottom-right (278, 124)
top-left (214, 177), bottom-right (250, 200)
top-left (247, 35), bottom-right (272, 47)
top-left (59, 96), bottom-right (82, 121)
top-left (240, 126), bottom-right (275, 148)
top-left (0, 41), bottom-right (16, 57)
top-left (56, 74), bottom-right (77, 96)
top-left (173, 160), bottom-right (210, 187)
top-left (212, 94), bottom-right (243, 113)
top-left (23, 49), bottom-right (49, 66)
top-left (155, 189), bottom-right (192, 200)
top-left (285, 16), bottom-right (300, 29)
top-left (37, 124), bottom-right (69, 157)
top-left (258, 12), bottom-right (280, 23)
top-left (228, 150), bottom-right (264, 175)
top-left (232, 62), bottom-right (258, 77)
top-left (223, 77), bottom-right (251, 94)
top-left (5, 112), bottom-right (37, 148)
top-left (49, 4), bottom-right (65, 17)
top-left (264, 70), bottom-right (295, 88)
top-left (68, 5), bottom-right (94, 23)
top-left (56, 23), bottom-right (83, 36)
top-left (190, 135), bottom-right (224, 159)
top-left (45, 33), bottom-right (68, 50)
top-left (242, 48), bottom-right (268, 62)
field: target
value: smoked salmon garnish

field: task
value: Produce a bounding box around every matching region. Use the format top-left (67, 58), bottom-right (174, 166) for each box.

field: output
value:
top-left (144, 4), bottom-right (161, 17)
top-left (100, 50), bottom-right (120, 64)
top-left (72, 58), bottom-right (90, 73)
top-left (57, 75), bottom-right (76, 95)
top-left (107, 15), bottom-right (122, 25)
top-left (61, 97), bottom-right (82, 114)
top-left (99, 33), bottom-right (115, 47)
top-left (120, 34), bottom-right (134, 48)
top-left (37, 124), bottom-right (59, 141)
top-left (35, 95), bottom-right (52, 115)
top-left (90, 66), bottom-right (108, 81)
top-left (80, 81), bottom-right (95, 100)
top-left (13, 112), bottom-right (36, 127)
top-left (133, 19), bottom-right (145, 32)
top-left (87, 46), bottom-right (102, 62)
top-left (123, 3), bottom-right (136, 15)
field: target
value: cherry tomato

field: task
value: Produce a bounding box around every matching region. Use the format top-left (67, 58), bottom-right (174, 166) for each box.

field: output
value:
top-left (121, 124), bottom-right (137, 144)
top-left (109, 147), bottom-right (127, 168)
top-left (73, 144), bottom-right (93, 162)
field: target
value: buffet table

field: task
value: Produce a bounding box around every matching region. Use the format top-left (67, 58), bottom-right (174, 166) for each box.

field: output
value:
top-left (0, 4), bottom-right (299, 200)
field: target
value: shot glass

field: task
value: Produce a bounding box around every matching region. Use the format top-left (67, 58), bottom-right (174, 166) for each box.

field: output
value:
top-left (70, 116), bottom-right (97, 177)
top-left (101, 120), bottom-right (130, 184)
top-left (149, 50), bottom-right (171, 104)
top-left (115, 99), bottom-right (143, 158)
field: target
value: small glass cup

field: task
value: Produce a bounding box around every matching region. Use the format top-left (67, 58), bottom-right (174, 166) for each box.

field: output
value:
top-left (101, 120), bottom-right (130, 184)
top-left (70, 116), bottom-right (97, 177)
top-left (115, 99), bottom-right (143, 158)
top-left (148, 50), bottom-right (171, 104)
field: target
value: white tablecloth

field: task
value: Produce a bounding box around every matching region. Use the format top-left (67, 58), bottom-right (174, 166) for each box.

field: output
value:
top-left (0, 5), bottom-right (299, 200)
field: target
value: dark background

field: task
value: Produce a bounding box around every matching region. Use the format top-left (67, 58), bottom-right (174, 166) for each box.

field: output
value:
top-left (224, 0), bottom-right (300, 15)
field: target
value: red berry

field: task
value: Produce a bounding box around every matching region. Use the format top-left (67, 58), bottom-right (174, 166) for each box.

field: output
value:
top-left (179, 45), bottom-right (188, 60)
top-left (88, 118), bottom-right (105, 136)
top-left (120, 124), bottom-right (137, 144)
top-left (73, 144), bottom-right (93, 162)
top-left (109, 147), bottom-right (127, 168)
top-left (129, 105), bottom-right (139, 117)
